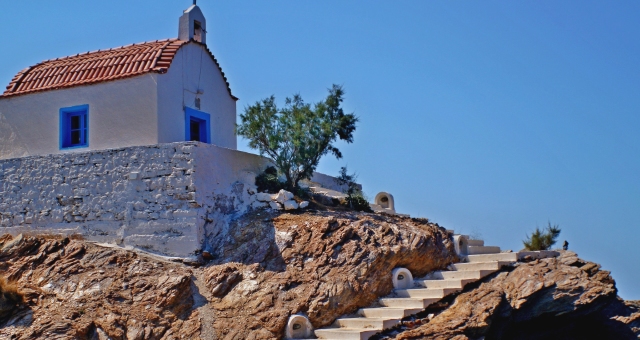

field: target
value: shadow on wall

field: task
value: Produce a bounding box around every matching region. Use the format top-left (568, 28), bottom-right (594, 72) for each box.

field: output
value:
top-left (0, 112), bottom-right (29, 159)
top-left (206, 210), bottom-right (286, 272)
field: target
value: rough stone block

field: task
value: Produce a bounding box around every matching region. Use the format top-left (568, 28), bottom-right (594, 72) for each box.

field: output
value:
top-left (283, 200), bottom-right (298, 210)
top-left (274, 189), bottom-right (294, 204)
top-left (269, 201), bottom-right (282, 210)
top-left (256, 193), bottom-right (273, 202)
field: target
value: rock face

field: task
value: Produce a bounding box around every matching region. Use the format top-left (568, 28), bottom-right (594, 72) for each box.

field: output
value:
top-left (3, 209), bottom-right (637, 340)
top-left (0, 234), bottom-right (199, 340)
top-left (388, 251), bottom-right (640, 340)
top-left (0, 210), bottom-right (456, 339)
top-left (203, 211), bottom-right (456, 339)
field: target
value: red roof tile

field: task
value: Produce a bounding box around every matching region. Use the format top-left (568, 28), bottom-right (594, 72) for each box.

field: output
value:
top-left (2, 39), bottom-right (237, 100)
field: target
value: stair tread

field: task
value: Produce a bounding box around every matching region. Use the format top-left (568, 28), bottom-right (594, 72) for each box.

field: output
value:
top-left (359, 307), bottom-right (423, 313)
top-left (451, 261), bottom-right (511, 269)
top-left (463, 253), bottom-right (518, 262)
top-left (380, 297), bottom-right (438, 301)
top-left (334, 317), bottom-right (401, 332)
top-left (316, 327), bottom-right (380, 332)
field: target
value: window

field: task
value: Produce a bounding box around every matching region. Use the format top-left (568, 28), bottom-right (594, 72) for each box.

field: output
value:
top-left (194, 20), bottom-right (202, 42)
top-left (60, 105), bottom-right (89, 149)
top-left (185, 108), bottom-right (210, 143)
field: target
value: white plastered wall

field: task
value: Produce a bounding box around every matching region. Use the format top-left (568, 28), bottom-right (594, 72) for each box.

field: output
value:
top-left (157, 42), bottom-right (237, 150)
top-left (0, 75), bottom-right (158, 160)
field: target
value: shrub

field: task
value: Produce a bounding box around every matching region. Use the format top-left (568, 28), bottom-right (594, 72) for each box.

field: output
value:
top-left (348, 193), bottom-right (373, 212)
top-left (337, 167), bottom-right (373, 212)
top-left (0, 276), bottom-right (24, 319)
top-left (523, 222), bottom-right (561, 251)
top-left (255, 166), bottom-right (286, 193)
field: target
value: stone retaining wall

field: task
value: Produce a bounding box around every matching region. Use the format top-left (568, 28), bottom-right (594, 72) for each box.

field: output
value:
top-left (0, 142), bottom-right (261, 256)
top-left (0, 142), bottom-right (346, 257)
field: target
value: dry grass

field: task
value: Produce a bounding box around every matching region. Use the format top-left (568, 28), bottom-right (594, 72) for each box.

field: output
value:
top-left (0, 276), bottom-right (24, 306)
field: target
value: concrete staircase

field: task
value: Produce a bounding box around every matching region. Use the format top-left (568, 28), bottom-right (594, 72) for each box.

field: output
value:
top-left (310, 237), bottom-right (515, 340)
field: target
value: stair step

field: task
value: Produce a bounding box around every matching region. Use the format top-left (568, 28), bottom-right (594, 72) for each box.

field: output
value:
top-left (450, 261), bottom-right (510, 271)
top-left (517, 250), bottom-right (561, 261)
top-left (335, 317), bottom-right (400, 329)
top-left (394, 287), bottom-right (460, 298)
top-left (463, 252), bottom-right (518, 263)
top-left (468, 246), bottom-right (501, 254)
top-left (467, 239), bottom-right (484, 246)
top-left (358, 307), bottom-right (423, 318)
top-left (378, 297), bottom-right (439, 308)
top-left (426, 269), bottom-right (495, 280)
top-left (416, 278), bottom-right (476, 289)
top-left (315, 328), bottom-right (379, 340)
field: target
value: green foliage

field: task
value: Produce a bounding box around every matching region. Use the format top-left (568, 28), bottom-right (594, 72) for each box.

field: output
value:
top-left (523, 222), bottom-right (561, 251)
top-left (348, 193), bottom-right (373, 212)
top-left (337, 167), bottom-right (359, 198)
top-left (255, 166), bottom-right (286, 193)
top-left (237, 85), bottom-right (358, 190)
top-left (337, 167), bottom-right (373, 212)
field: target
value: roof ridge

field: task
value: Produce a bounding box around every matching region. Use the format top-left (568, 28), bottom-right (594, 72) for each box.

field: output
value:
top-left (1, 39), bottom-right (236, 100)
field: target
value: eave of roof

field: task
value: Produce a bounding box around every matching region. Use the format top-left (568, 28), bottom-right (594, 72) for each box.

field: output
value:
top-left (1, 39), bottom-right (237, 101)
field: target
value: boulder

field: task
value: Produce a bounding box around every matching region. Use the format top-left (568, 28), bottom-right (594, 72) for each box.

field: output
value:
top-left (299, 201), bottom-right (309, 209)
top-left (283, 200), bottom-right (299, 210)
top-left (274, 189), bottom-right (294, 204)
top-left (256, 192), bottom-right (274, 202)
top-left (269, 201), bottom-right (282, 210)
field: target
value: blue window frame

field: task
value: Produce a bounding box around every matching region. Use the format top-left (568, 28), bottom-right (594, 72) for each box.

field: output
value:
top-left (185, 108), bottom-right (211, 143)
top-left (60, 104), bottom-right (89, 149)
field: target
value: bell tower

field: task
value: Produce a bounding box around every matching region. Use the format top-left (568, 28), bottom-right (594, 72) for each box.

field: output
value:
top-left (179, 1), bottom-right (207, 44)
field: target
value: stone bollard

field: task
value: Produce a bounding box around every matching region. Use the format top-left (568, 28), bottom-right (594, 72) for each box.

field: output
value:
top-left (285, 314), bottom-right (314, 339)
top-left (391, 267), bottom-right (414, 289)
top-left (453, 234), bottom-right (469, 257)
top-left (374, 192), bottom-right (395, 212)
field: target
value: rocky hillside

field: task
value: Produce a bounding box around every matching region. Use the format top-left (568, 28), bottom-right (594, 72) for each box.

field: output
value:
top-left (0, 210), bottom-right (455, 339)
top-left (377, 251), bottom-right (640, 340)
top-left (1, 209), bottom-right (638, 339)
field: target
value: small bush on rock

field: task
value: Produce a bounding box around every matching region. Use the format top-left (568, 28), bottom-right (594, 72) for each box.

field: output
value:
top-left (0, 276), bottom-right (24, 319)
top-left (337, 167), bottom-right (373, 212)
top-left (523, 222), bottom-right (561, 251)
top-left (348, 193), bottom-right (373, 212)
top-left (255, 166), bottom-right (286, 193)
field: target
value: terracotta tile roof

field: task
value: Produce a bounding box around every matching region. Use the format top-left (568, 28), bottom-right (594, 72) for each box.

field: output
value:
top-left (2, 39), bottom-right (237, 100)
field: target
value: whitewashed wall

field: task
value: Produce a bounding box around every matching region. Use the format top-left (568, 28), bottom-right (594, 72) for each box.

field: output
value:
top-left (0, 141), bottom-right (348, 257)
top-left (0, 75), bottom-right (158, 160)
top-left (0, 142), bottom-right (203, 256)
top-left (157, 42), bottom-right (238, 150)
top-left (0, 142), bottom-right (264, 257)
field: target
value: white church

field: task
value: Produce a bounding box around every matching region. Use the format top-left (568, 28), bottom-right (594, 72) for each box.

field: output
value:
top-left (0, 3), bottom-right (236, 160)
top-left (0, 3), bottom-right (395, 257)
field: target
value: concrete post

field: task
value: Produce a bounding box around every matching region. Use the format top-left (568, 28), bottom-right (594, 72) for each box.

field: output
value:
top-left (391, 267), bottom-right (414, 289)
top-left (285, 314), bottom-right (313, 339)
top-left (453, 234), bottom-right (469, 257)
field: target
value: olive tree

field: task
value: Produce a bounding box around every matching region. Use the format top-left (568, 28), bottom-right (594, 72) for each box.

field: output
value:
top-left (236, 85), bottom-right (357, 191)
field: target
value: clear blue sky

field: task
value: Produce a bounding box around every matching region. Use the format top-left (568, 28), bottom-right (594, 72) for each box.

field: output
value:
top-left (1, 1), bottom-right (639, 299)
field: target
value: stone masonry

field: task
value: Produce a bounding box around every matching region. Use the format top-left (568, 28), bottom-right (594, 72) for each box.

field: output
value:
top-left (0, 141), bottom-right (347, 258)
top-left (0, 142), bottom-right (265, 257)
